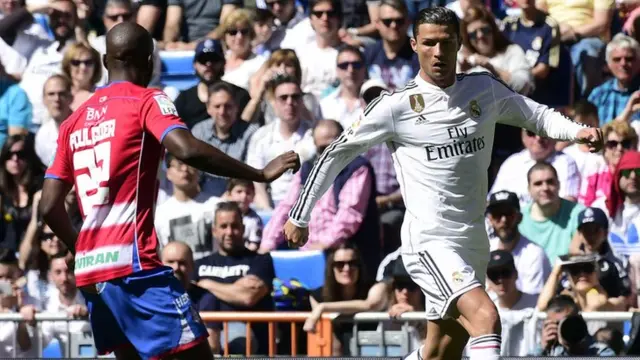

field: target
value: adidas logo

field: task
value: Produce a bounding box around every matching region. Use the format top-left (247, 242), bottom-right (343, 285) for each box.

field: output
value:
top-left (415, 115), bottom-right (427, 125)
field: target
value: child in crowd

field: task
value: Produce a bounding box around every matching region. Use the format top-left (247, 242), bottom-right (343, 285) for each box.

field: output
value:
top-left (225, 179), bottom-right (264, 251)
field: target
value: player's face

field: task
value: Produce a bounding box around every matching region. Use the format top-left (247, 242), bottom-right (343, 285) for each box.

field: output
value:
top-left (229, 186), bottom-right (254, 213)
top-left (336, 51), bottom-right (366, 91)
top-left (274, 83), bottom-right (302, 123)
top-left (40, 225), bottom-right (63, 257)
top-left (43, 78), bottom-right (72, 121)
top-left (619, 166), bottom-right (640, 197)
top-left (487, 266), bottom-right (516, 296)
top-left (410, 23), bottom-right (460, 86)
top-left (487, 205), bottom-right (520, 242)
top-left (5, 140), bottom-right (26, 177)
top-left (528, 169), bottom-right (560, 206)
top-left (608, 47), bottom-right (640, 84)
top-left (50, 258), bottom-right (75, 295)
top-left (167, 159), bottom-right (199, 190)
top-left (49, 1), bottom-right (76, 39)
top-left (376, 5), bottom-right (408, 43)
top-left (465, 20), bottom-right (494, 57)
top-left (213, 210), bottom-right (245, 254)
top-left (309, 1), bottom-right (340, 37)
top-left (207, 90), bottom-right (238, 131)
top-left (332, 249), bottom-right (360, 286)
top-left (522, 130), bottom-right (555, 161)
top-left (195, 55), bottom-right (225, 84)
top-left (604, 131), bottom-right (632, 168)
top-left (103, 4), bottom-right (133, 31)
top-left (162, 246), bottom-right (193, 287)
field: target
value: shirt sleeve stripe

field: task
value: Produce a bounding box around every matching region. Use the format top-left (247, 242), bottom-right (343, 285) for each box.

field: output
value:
top-left (160, 124), bottom-right (188, 143)
top-left (44, 174), bottom-right (60, 180)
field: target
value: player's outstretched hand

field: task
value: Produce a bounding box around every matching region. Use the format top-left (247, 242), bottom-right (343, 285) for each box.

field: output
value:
top-left (262, 151), bottom-right (300, 182)
top-left (284, 219), bottom-right (309, 249)
top-left (576, 127), bottom-right (604, 153)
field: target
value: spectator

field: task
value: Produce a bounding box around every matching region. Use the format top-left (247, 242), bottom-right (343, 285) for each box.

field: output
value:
top-left (223, 179), bottom-right (263, 252)
top-left (214, 9), bottom-right (267, 91)
top-left (195, 202), bottom-right (275, 354)
top-left (590, 34), bottom-right (640, 125)
top-left (136, 0), bottom-right (167, 41)
top-left (569, 207), bottom-right (633, 301)
top-left (40, 254), bottom-right (91, 356)
top-left (0, 0), bottom-right (50, 62)
top-left (246, 75), bottom-right (315, 210)
top-left (0, 134), bottom-right (43, 252)
top-left (486, 250), bottom-right (538, 356)
top-left (320, 45), bottom-right (366, 128)
top-left (486, 190), bottom-right (551, 294)
top-left (163, 0), bottom-right (240, 50)
top-left (269, 0), bottom-right (312, 50)
top-left (491, 129), bottom-right (581, 205)
top-left (173, 39), bottom-right (250, 129)
top-left (261, 120), bottom-right (380, 272)
top-left (162, 241), bottom-right (215, 307)
top-left (534, 295), bottom-right (615, 356)
top-left (0, 60), bottom-right (31, 147)
top-left (191, 82), bottom-right (259, 195)
top-left (251, 8), bottom-right (277, 57)
top-left (154, 153), bottom-right (220, 259)
top-left (536, 0), bottom-right (613, 95)
top-left (459, 5), bottom-right (534, 95)
top-left (297, 0), bottom-right (343, 98)
top-left (0, 248), bottom-right (35, 357)
top-left (91, 0), bottom-right (162, 88)
top-left (594, 327), bottom-right (625, 355)
top-left (19, 0), bottom-right (84, 129)
top-left (582, 121), bottom-right (637, 206)
top-left (34, 74), bottom-right (72, 167)
top-left (363, 0), bottom-right (418, 90)
top-left (336, 0), bottom-right (379, 48)
top-left (244, 49), bottom-right (322, 125)
top-left (60, 42), bottom-right (100, 110)
top-left (561, 101), bottom-right (606, 192)
top-left (501, 0), bottom-right (572, 108)
top-left (519, 162), bottom-right (585, 262)
top-left (303, 243), bottom-right (387, 355)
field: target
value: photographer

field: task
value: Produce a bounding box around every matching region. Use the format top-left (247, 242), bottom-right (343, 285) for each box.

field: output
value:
top-left (534, 295), bottom-right (615, 356)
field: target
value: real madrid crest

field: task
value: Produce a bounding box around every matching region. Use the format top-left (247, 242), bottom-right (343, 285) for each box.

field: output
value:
top-left (409, 94), bottom-right (425, 113)
top-left (531, 36), bottom-right (542, 51)
top-left (470, 100), bottom-right (482, 118)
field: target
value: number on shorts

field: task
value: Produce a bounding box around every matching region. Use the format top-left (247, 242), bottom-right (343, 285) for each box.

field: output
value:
top-left (73, 142), bottom-right (111, 214)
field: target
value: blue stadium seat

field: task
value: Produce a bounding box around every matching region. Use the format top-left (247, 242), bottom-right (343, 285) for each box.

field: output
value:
top-left (159, 50), bottom-right (198, 90)
top-left (42, 339), bottom-right (62, 358)
top-left (270, 250), bottom-right (326, 290)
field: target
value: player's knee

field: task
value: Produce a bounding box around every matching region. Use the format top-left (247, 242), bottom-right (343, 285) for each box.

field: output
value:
top-left (472, 301), bottom-right (501, 335)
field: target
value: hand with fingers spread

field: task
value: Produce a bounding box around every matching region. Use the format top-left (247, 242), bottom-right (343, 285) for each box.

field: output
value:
top-left (261, 151), bottom-right (300, 182)
top-left (575, 127), bottom-right (604, 153)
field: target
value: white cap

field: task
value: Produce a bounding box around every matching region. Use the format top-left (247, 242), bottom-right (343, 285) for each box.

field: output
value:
top-left (360, 78), bottom-right (389, 98)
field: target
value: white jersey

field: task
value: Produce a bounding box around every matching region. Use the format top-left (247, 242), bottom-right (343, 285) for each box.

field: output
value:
top-left (288, 72), bottom-right (586, 255)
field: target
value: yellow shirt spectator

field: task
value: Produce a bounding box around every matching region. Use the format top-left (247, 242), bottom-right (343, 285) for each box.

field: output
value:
top-left (544, 0), bottom-right (614, 30)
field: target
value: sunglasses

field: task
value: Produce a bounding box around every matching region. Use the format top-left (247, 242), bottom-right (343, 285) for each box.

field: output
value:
top-left (311, 10), bottom-right (338, 18)
top-left (566, 262), bottom-right (596, 276)
top-left (333, 260), bottom-right (359, 270)
top-left (467, 26), bottom-right (492, 41)
top-left (7, 150), bottom-right (26, 159)
top-left (226, 28), bottom-right (250, 36)
top-left (196, 54), bottom-right (222, 64)
top-left (487, 267), bottom-right (514, 282)
top-left (380, 17), bottom-right (405, 27)
top-left (489, 208), bottom-right (516, 219)
top-left (40, 233), bottom-right (55, 241)
top-left (277, 93), bottom-right (302, 102)
top-left (605, 139), bottom-right (632, 149)
top-left (70, 59), bottom-right (94, 67)
top-left (105, 12), bottom-right (132, 22)
top-left (394, 279), bottom-right (418, 291)
top-left (337, 61), bottom-right (363, 70)
top-left (621, 168), bottom-right (640, 178)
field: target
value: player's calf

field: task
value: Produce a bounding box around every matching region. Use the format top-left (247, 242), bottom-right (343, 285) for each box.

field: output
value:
top-left (455, 287), bottom-right (501, 360)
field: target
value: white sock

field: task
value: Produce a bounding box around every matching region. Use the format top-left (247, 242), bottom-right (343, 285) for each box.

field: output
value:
top-left (404, 345), bottom-right (422, 360)
top-left (468, 334), bottom-right (501, 360)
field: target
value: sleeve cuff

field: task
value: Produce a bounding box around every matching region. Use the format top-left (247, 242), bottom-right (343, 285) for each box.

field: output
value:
top-left (160, 124), bottom-right (188, 143)
top-left (288, 216), bottom-right (308, 228)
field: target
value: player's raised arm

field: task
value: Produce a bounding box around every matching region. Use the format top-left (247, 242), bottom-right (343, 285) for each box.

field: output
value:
top-left (284, 96), bottom-right (396, 248)
top-left (491, 75), bottom-right (603, 152)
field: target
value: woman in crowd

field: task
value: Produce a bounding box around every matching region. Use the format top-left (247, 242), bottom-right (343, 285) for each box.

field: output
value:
top-left (216, 8), bottom-right (267, 91)
top-left (0, 134), bottom-right (43, 252)
top-left (581, 121), bottom-right (638, 207)
top-left (61, 43), bottom-right (102, 110)
top-left (243, 49), bottom-right (321, 125)
top-left (304, 243), bottom-right (387, 355)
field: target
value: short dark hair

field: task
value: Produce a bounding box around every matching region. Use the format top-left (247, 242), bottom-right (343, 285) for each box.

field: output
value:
top-left (309, 0), bottom-right (342, 17)
top-left (253, 8), bottom-right (275, 23)
top-left (226, 178), bottom-right (255, 193)
top-left (572, 99), bottom-right (599, 119)
top-left (412, 6), bottom-right (459, 42)
top-left (214, 201), bottom-right (243, 225)
top-left (271, 73), bottom-right (300, 92)
top-left (379, 0), bottom-right (409, 17)
top-left (208, 82), bottom-right (236, 101)
top-left (546, 295), bottom-right (580, 315)
top-left (337, 44), bottom-right (364, 63)
top-left (527, 161), bottom-right (559, 184)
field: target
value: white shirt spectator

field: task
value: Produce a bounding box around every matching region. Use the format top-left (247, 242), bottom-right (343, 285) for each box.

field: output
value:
top-left (297, 41), bottom-right (339, 98)
top-left (222, 54), bottom-right (267, 91)
top-left (246, 119), bottom-right (315, 204)
top-left (319, 86), bottom-right (365, 128)
top-left (0, 36), bottom-right (28, 76)
top-left (0, 320), bottom-right (37, 358)
top-left (563, 144), bottom-right (606, 204)
top-left (35, 118), bottom-right (59, 166)
top-left (90, 35), bottom-right (162, 87)
top-left (494, 301), bottom-right (537, 356)
top-left (489, 235), bottom-right (551, 294)
top-left (19, 40), bottom-right (70, 130)
top-left (279, 17), bottom-right (315, 51)
top-left (25, 269), bottom-right (56, 311)
top-left (0, 13), bottom-right (50, 61)
top-left (154, 192), bottom-right (220, 259)
top-left (40, 291), bottom-right (92, 356)
top-left (490, 150), bottom-right (580, 206)
top-left (460, 44), bottom-right (533, 95)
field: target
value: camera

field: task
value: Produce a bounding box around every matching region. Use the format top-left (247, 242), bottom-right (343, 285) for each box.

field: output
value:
top-left (559, 314), bottom-right (590, 350)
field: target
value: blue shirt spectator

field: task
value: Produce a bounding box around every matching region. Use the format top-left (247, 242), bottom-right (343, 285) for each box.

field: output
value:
top-left (0, 77), bottom-right (31, 148)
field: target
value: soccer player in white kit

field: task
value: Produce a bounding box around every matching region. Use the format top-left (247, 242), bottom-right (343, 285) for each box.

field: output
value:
top-left (283, 7), bottom-right (603, 360)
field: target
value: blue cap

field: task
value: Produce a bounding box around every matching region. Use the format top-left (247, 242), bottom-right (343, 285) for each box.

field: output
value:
top-left (578, 207), bottom-right (608, 229)
top-left (195, 39), bottom-right (223, 58)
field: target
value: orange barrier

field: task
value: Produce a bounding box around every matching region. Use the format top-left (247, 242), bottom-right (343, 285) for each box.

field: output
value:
top-left (199, 312), bottom-right (334, 357)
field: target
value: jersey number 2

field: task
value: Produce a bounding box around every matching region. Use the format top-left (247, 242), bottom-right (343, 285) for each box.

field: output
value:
top-left (73, 142), bottom-right (111, 214)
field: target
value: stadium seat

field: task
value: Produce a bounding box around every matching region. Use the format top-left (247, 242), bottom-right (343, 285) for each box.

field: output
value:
top-left (270, 250), bottom-right (326, 290)
top-left (42, 339), bottom-right (62, 358)
top-left (159, 50), bottom-right (198, 90)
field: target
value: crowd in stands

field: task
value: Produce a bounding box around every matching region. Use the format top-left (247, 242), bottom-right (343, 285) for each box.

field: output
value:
top-left (3, 0), bottom-right (640, 357)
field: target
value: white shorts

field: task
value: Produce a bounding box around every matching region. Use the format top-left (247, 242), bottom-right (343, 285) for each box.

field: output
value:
top-left (402, 241), bottom-right (489, 320)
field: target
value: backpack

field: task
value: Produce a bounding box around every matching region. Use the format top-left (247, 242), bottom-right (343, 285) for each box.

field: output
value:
top-left (272, 278), bottom-right (311, 311)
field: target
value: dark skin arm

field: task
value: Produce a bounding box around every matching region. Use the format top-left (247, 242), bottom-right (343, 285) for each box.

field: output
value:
top-left (39, 180), bottom-right (76, 255)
